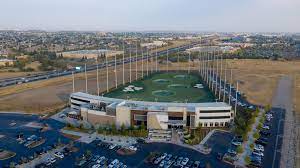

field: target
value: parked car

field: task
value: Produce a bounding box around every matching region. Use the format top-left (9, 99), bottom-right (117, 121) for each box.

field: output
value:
top-left (217, 153), bottom-right (223, 160)
top-left (231, 140), bottom-right (242, 146)
top-left (255, 139), bottom-right (267, 146)
top-left (193, 161), bottom-right (200, 168)
top-left (181, 157), bottom-right (189, 165)
top-left (252, 150), bottom-right (264, 157)
top-left (227, 149), bottom-right (237, 156)
top-left (262, 125), bottom-right (270, 130)
top-left (260, 130), bottom-right (271, 136)
top-left (254, 144), bottom-right (264, 152)
top-left (54, 152), bottom-right (64, 159)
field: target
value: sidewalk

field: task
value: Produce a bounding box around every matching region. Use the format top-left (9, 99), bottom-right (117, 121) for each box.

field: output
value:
top-left (235, 108), bottom-right (264, 167)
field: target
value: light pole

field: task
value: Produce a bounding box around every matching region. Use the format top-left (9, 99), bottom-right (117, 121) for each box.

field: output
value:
top-left (223, 58), bottom-right (227, 102)
top-left (146, 48), bottom-right (149, 76)
top-left (122, 40), bottom-right (125, 85)
top-left (97, 63), bottom-right (100, 95)
top-left (85, 63), bottom-right (87, 93)
top-left (215, 51), bottom-right (219, 96)
top-left (235, 81), bottom-right (239, 117)
top-left (156, 45), bottom-right (158, 72)
top-left (219, 53), bottom-right (223, 100)
top-left (72, 71), bottom-right (75, 93)
top-left (229, 69), bottom-right (233, 105)
top-left (136, 40), bottom-right (138, 80)
top-left (106, 50), bottom-right (109, 93)
top-left (167, 48), bottom-right (169, 72)
top-left (188, 51), bottom-right (191, 74)
top-left (115, 51), bottom-right (118, 89)
top-left (141, 46), bottom-right (144, 78)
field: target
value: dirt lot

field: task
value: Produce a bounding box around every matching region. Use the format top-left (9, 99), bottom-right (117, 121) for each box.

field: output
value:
top-left (226, 59), bottom-right (300, 108)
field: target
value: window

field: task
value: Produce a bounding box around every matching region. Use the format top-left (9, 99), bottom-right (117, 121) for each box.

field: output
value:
top-left (71, 97), bottom-right (90, 103)
top-left (199, 110), bottom-right (231, 113)
top-left (199, 116), bottom-right (231, 119)
top-left (71, 102), bottom-right (81, 106)
top-left (210, 123), bottom-right (213, 127)
top-left (134, 114), bottom-right (147, 121)
top-left (215, 122), bottom-right (219, 127)
top-left (168, 116), bottom-right (183, 120)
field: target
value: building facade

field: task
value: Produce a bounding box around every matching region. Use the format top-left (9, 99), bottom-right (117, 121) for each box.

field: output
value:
top-left (70, 92), bottom-right (234, 130)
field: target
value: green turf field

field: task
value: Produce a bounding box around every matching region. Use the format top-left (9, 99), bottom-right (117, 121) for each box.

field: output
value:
top-left (104, 72), bottom-right (215, 103)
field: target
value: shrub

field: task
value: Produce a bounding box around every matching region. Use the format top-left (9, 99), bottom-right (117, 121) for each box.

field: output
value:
top-left (245, 156), bottom-right (251, 165)
top-left (253, 132), bottom-right (260, 139)
top-left (250, 143), bottom-right (254, 150)
top-left (237, 146), bottom-right (244, 153)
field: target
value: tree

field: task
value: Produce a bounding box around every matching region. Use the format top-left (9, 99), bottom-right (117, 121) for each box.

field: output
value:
top-left (120, 123), bottom-right (125, 133)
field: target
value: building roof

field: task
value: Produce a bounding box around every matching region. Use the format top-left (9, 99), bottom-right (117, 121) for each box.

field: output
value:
top-left (71, 92), bottom-right (232, 112)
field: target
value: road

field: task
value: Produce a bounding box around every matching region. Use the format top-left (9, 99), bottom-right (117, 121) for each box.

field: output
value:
top-left (0, 41), bottom-right (202, 88)
top-left (270, 75), bottom-right (296, 168)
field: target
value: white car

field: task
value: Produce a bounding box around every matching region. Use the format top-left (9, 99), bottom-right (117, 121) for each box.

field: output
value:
top-left (181, 157), bottom-right (189, 165)
top-left (231, 140), bottom-right (242, 146)
top-left (253, 151), bottom-right (264, 157)
top-left (159, 160), bottom-right (165, 167)
top-left (128, 146), bottom-right (137, 151)
top-left (54, 152), bottom-right (64, 159)
top-left (254, 145), bottom-right (264, 152)
top-left (47, 157), bottom-right (56, 164)
top-left (92, 164), bottom-right (101, 168)
top-left (161, 153), bottom-right (167, 159)
top-left (263, 125), bottom-right (270, 130)
top-left (109, 144), bottom-right (117, 150)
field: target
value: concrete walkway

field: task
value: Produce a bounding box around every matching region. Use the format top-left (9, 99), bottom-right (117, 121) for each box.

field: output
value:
top-left (60, 129), bottom-right (137, 146)
top-left (235, 108), bottom-right (264, 167)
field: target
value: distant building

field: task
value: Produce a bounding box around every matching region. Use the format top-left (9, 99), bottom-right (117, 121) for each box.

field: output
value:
top-left (141, 41), bottom-right (167, 49)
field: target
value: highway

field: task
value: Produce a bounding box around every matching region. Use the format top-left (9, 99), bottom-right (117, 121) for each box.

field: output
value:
top-left (0, 41), bottom-right (201, 88)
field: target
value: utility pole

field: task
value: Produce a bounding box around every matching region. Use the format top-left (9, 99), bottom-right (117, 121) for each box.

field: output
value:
top-left (219, 53), bottom-right (223, 100)
top-left (129, 46), bottom-right (132, 83)
top-left (167, 48), bottom-right (169, 72)
top-left (215, 51), bottom-right (219, 96)
top-left (235, 81), bottom-right (239, 117)
top-left (146, 48), bottom-right (149, 76)
top-left (97, 63), bottom-right (100, 96)
top-left (156, 45), bottom-right (158, 72)
top-left (85, 63), bottom-right (87, 93)
top-left (188, 51), bottom-right (191, 74)
top-left (223, 58), bottom-right (227, 102)
top-left (229, 69), bottom-right (233, 105)
top-left (198, 51), bottom-right (201, 74)
top-left (136, 40), bottom-right (138, 80)
top-left (141, 46), bottom-right (144, 78)
top-left (106, 51), bottom-right (109, 93)
top-left (122, 40), bottom-right (125, 85)
top-left (212, 50), bottom-right (215, 92)
top-left (72, 71), bottom-right (75, 93)
top-left (177, 48), bottom-right (180, 71)
top-left (206, 51), bottom-right (209, 83)
top-left (115, 51), bottom-right (118, 89)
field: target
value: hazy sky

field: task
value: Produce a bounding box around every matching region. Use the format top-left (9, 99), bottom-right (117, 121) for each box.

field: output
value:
top-left (0, 0), bottom-right (299, 32)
